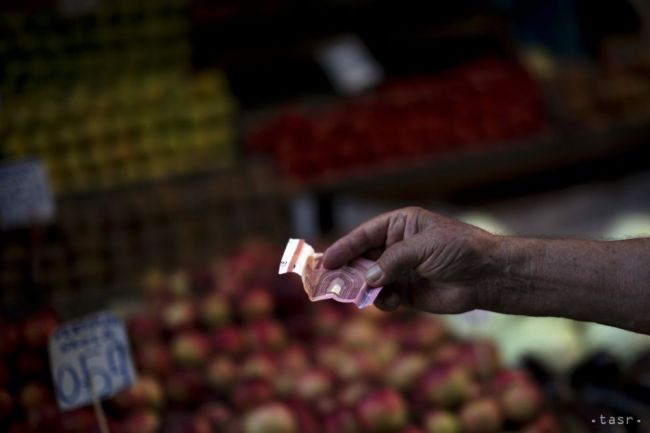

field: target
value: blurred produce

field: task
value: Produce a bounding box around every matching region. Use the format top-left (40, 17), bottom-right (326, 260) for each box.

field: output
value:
top-left (2, 239), bottom-right (560, 433)
top-left (1, 71), bottom-right (237, 193)
top-left (247, 59), bottom-right (545, 183)
top-left (0, 0), bottom-right (189, 92)
top-left (0, 0), bottom-right (237, 194)
top-left (528, 38), bottom-right (650, 129)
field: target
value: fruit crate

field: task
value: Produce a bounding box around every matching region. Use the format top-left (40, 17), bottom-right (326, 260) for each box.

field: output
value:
top-left (246, 58), bottom-right (545, 183)
top-left (1, 70), bottom-right (238, 193)
top-left (0, 163), bottom-right (290, 315)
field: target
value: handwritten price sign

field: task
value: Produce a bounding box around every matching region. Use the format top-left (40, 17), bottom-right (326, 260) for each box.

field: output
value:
top-left (48, 312), bottom-right (136, 410)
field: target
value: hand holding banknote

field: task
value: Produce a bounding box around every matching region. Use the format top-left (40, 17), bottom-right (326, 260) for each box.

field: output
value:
top-left (322, 207), bottom-right (498, 314)
top-left (279, 239), bottom-right (382, 308)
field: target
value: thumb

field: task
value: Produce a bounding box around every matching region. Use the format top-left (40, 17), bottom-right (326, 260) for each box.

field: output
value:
top-left (365, 239), bottom-right (423, 286)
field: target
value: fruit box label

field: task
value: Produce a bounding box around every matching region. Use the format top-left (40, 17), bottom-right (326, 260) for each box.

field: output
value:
top-left (0, 158), bottom-right (55, 229)
top-left (48, 311), bottom-right (136, 410)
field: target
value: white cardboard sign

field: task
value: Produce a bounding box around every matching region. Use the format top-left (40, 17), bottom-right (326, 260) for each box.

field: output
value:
top-left (0, 158), bottom-right (55, 229)
top-left (48, 311), bottom-right (136, 410)
top-left (316, 35), bottom-right (384, 95)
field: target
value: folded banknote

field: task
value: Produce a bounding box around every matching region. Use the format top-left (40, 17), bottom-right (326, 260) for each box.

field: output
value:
top-left (278, 238), bottom-right (382, 308)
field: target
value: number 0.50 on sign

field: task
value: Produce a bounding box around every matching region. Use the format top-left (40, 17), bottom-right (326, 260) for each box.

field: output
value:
top-left (48, 312), bottom-right (136, 410)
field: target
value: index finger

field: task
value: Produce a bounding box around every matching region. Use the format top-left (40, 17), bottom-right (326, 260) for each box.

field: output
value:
top-left (323, 212), bottom-right (392, 269)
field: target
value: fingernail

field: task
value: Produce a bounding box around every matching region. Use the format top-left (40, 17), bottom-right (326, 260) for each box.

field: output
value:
top-left (365, 265), bottom-right (383, 284)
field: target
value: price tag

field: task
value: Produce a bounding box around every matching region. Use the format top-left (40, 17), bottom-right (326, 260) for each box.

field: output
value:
top-left (48, 311), bottom-right (136, 411)
top-left (0, 158), bottom-right (55, 229)
top-left (316, 35), bottom-right (384, 95)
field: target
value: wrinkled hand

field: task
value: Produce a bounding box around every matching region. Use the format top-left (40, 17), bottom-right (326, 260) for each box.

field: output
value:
top-left (323, 207), bottom-right (499, 314)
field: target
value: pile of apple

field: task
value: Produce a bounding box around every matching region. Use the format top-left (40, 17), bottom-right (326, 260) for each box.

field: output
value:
top-left (247, 58), bottom-right (545, 182)
top-left (0, 308), bottom-right (63, 433)
top-left (2, 70), bottom-right (237, 194)
top-left (1, 240), bottom-right (559, 433)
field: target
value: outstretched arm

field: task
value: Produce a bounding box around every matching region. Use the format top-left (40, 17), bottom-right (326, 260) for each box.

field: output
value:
top-left (323, 207), bottom-right (650, 334)
top-left (485, 236), bottom-right (650, 333)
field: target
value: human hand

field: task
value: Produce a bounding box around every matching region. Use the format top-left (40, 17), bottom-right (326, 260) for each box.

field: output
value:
top-left (323, 207), bottom-right (499, 313)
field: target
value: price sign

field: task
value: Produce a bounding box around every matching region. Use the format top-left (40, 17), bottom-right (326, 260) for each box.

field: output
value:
top-left (316, 35), bottom-right (384, 95)
top-left (48, 311), bottom-right (136, 410)
top-left (0, 158), bottom-right (54, 229)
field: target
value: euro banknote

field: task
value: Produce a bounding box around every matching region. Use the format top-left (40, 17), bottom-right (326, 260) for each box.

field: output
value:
top-left (278, 238), bottom-right (382, 308)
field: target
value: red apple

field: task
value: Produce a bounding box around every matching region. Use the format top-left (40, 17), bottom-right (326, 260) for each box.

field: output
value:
top-left (275, 371), bottom-right (297, 397)
top-left (211, 325), bottom-right (246, 356)
top-left (171, 331), bottom-right (211, 366)
top-left (338, 381), bottom-right (371, 407)
top-left (419, 364), bottom-right (475, 408)
top-left (356, 388), bottom-right (408, 433)
top-left (424, 411), bottom-right (460, 433)
top-left (195, 402), bottom-right (233, 432)
top-left (294, 369), bottom-right (332, 401)
top-left (432, 343), bottom-right (463, 364)
top-left (287, 401), bottom-right (319, 433)
top-left (246, 320), bottom-right (287, 351)
top-left (61, 408), bottom-right (95, 433)
top-left (243, 402), bottom-right (297, 433)
top-left (189, 416), bottom-right (214, 433)
top-left (22, 309), bottom-right (59, 349)
top-left (200, 292), bottom-right (231, 328)
top-left (19, 382), bottom-right (50, 409)
top-left (459, 398), bottom-right (502, 433)
top-left (124, 409), bottom-right (160, 433)
top-left (136, 342), bottom-right (172, 377)
top-left (278, 344), bottom-right (310, 374)
top-left (112, 375), bottom-right (164, 411)
top-left (16, 352), bottom-right (47, 377)
top-left (165, 370), bottom-right (205, 406)
top-left (341, 318), bottom-right (379, 350)
top-left (375, 337), bottom-right (399, 367)
top-left (241, 353), bottom-right (278, 380)
top-left (456, 340), bottom-right (501, 378)
top-left (388, 353), bottom-right (429, 390)
top-left (162, 299), bottom-right (197, 330)
top-left (232, 378), bottom-right (274, 410)
top-left (335, 350), bottom-right (383, 381)
top-left (206, 355), bottom-right (239, 392)
top-left (312, 305), bottom-right (344, 337)
top-left (314, 342), bottom-right (345, 370)
top-left (27, 401), bottom-right (61, 430)
top-left (323, 406), bottom-right (358, 433)
top-left (128, 313), bottom-right (162, 344)
top-left (523, 413), bottom-right (560, 433)
top-left (490, 369), bottom-right (531, 394)
top-left (500, 381), bottom-right (543, 423)
top-left (0, 321), bottom-right (20, 355)
top-left (239, 287), bottom-right (274, 321)
top-left (0, 389), bottom-right (14, 418)
top-left (403, 316), bottom-right (446, 351)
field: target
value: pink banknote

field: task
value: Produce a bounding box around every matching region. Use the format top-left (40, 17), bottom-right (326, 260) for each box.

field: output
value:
top-left (279, 239), bottom-right (382, 308)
